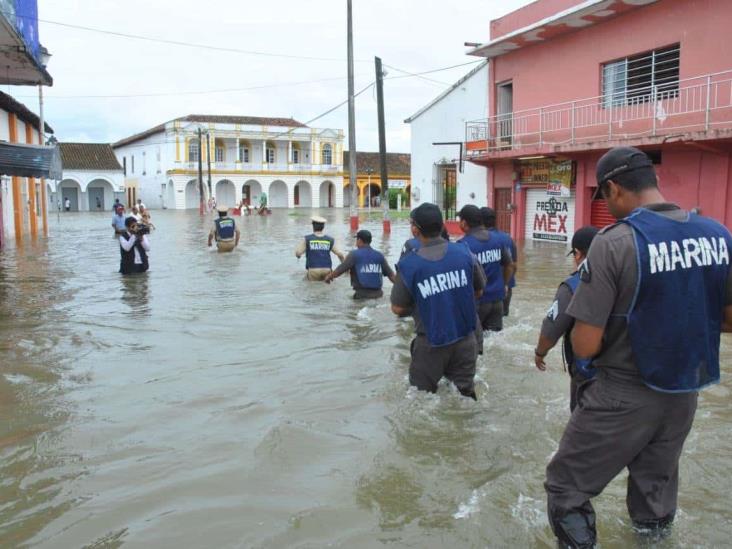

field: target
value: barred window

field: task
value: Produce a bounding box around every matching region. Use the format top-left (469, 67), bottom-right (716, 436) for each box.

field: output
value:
top-left (321, 144), bottom-right (332, 165)
top-left (188, 140), bottom-right (199, 163)
top-left (602, 44), bottom-right (680, 108)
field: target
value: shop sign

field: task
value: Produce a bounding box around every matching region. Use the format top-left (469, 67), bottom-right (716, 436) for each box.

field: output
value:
top-left (519, 159), bottom-right (574, 197)
top-left (532, 195), bottom-right (572, 243)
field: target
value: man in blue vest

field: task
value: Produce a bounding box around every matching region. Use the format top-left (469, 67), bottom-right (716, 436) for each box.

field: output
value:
top-left (459, 205), bottom-right (514, 332)
top-left (208, 205), bottom-right (240, 252)
top-left (390, 203), bottom-right (487, 399)
top-left (480, 207), bottom-right (518, 317)
top-left (533, 225), bottom-right (599, 412)
top-left (544, 146), bottom-right (732, 548)
top-left (295, 215), bottom-right (345, 281)
top-left (324, 230), bottom-right (396, 298)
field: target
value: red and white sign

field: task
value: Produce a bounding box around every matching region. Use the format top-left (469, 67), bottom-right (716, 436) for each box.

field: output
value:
top-left (525, 189), bottom-right (576, 244)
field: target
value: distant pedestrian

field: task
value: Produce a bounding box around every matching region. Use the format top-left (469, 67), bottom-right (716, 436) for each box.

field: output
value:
top-left (96, 197), bottom-right (102, 210)
top-left (295, 216), bottom-right (345, 281)
top-left (64, 197), bottom-right (70, 211)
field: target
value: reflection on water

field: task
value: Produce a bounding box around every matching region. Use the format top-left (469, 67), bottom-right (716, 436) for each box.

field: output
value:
top-left (0, 209), bottom-right (730, 548)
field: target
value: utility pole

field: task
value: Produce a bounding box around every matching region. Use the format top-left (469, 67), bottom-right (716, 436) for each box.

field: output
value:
top-left (197, 128), bottom-right (204, 216)
top-left (347, 0), bottom-right (358, 231)
top-left (375, 56), bottom-right (390, 233)
top-left (206, 133), bottom-right (212, 197)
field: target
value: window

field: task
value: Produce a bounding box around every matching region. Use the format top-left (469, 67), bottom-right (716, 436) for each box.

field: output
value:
top-left (239, 145), bottom-right (249, 163)
top-left (131, 155), bottom-right (135, 174)
top-left (142, 151), bottom-right (146, 175)
top-left (188, 140), bottom-right (199, 163)
top-left (215, 145), bottom-right (225, 162)
top-left (293, 147), bottom-right (300, 164)
top-left (602, 44), bottom-right (680, 108)
top-left (266, 145), bottom-right (275, 164)
top-left (321, 144), bottom-right (332, 165)
top-left (123, 156), bottom-right (127, 176)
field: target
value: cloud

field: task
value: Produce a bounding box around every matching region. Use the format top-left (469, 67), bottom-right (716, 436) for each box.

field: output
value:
top-left (26, 0), bottom-right (529, 151)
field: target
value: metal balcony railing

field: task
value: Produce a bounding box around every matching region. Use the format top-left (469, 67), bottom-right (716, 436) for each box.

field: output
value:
top-left (466, 69), bottom-right (732, 155)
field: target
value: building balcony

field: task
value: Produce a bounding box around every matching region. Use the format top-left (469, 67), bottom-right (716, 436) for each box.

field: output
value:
top-left (0, 0), bottom-right (52, 85)
top-left (466, 69), bottom-right (732, 162)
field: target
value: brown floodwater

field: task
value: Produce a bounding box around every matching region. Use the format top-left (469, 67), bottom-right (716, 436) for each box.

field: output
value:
top-left (0, 209), bottom-right (730, 548)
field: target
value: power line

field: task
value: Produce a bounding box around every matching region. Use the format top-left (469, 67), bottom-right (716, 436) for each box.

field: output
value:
top-left (8, 10), bottom-right (370, 63)
top-left (17, 60), bottom-right (481, 100)
top-left (383, 63), bottom-right (450, 87)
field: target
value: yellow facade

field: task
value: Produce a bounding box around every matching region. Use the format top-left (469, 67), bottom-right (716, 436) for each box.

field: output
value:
top-left (342, 171), bottom-right (412, 208)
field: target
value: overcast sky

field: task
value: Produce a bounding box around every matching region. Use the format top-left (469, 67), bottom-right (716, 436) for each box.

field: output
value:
top-left (14, 0), bottom-right (531, 152)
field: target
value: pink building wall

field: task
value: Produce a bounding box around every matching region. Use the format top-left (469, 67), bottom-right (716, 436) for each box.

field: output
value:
top-left (491, 0), bottom-right (732, 118)
top-left (484, 0), bottom-right (732, 237)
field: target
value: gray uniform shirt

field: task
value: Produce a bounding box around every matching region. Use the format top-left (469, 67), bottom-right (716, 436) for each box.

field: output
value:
top-left (540, 281), bottom-right (575, 344)
top-left (391, 237), bottom-right (487, 336)
top-left (332, 246), bottom-right (395, 290)
top-left (566, 203), bottom-right (732, 389)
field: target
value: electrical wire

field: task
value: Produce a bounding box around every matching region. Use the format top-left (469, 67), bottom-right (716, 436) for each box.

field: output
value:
top-left (383, 63), bottom-right (450, 87)
top-left (5, 10), bottom-right (371, 63)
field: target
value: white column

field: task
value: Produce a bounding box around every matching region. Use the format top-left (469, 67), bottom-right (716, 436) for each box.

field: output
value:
top-left (262, 141), bottom-right (267, 166)
top-left (288, 141), bottom-right (293, 168)
top-left (236, 138), bottom-right (241, 163)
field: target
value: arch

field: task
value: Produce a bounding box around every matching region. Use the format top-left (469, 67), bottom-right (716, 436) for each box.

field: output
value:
top-left (59, 178), bottom-right (82, 211)
top-left (361, 182), bottom-right (381, 208)
top-left (86, 178), bottom-right (115, 211)
top-left (268, 180), bottom-right (288, 208)
top-left (294, 180), bottom-right (312, 207)
top-left (319, 180), bottom-right (335, 208)
top-left (185, 179), bottom-right (201, 209)
top-left (215, 179), bottom-right (236, 207)
top-left (165, 179), bottom-right (175, 209)
top-left (241, 179), bottom-right (262, 206)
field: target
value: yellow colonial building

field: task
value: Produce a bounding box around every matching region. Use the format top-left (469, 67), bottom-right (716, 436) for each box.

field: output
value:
top-left (342, 151), bottom-right (411, 208)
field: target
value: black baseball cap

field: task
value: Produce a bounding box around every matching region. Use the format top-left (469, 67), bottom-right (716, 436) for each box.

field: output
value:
top-left (568, 226), bottom-right (599, 256)
top-left (458, 205), bottom-right (482, 227)
top-left (410, 203), bottom-right (443, 234)
top-left (596, 146), bottom-right (654, 185)
top-left (480, 207), bottom-right (497, 227)
top-left (356, 229), bottom-right (372, 244)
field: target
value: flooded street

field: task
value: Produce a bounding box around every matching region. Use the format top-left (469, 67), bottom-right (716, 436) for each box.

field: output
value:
top-left (1, 209), bottom-right (731, 548)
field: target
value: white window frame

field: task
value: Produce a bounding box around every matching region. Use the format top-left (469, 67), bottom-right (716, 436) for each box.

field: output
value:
top-left (321, 144), bottom-right (332, 166)
top-left (188, 140), bottom-right (200, 163)
top-left (266, 146), bottom-right (275, 164)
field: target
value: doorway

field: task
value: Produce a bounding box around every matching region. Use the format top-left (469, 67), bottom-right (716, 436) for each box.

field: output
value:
top-left (497, 81), bottom-right (513, 148)
top-left (443, 166), bottom-right (457, 220)
top-left (495, 188), bottom-right (512, 234)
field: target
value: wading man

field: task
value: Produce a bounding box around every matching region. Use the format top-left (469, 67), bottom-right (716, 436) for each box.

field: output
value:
top-left (119, 217), bottom-right (151, 275)
top-left (545, 147), bottom-right (732, 548)
top-left (480, 207), bottom-right (517, 317)
top-left (390, 203), bottom-right (486, 399)
top-left (208, 205), bottom-right (240, 252)
top-left (533, 225), bottom-right (599, 412)
top-left (458, 205), bottom-right (514, 333)
top-left (295, 216), bottom-right (345, 281)
top-left (324, 230), bottom-right (396, 299)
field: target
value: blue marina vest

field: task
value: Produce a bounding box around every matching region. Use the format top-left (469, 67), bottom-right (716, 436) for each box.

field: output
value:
top-left (215, 217), bottom-right (236, 240)
top-left (561, 272), bottom-right (596, 380)
top-left (622, 208), bottom-right (732, 393)
top-left (398, 242), bottom-right (477, 347)
top-left (353, 247), bottom-right (385, 289)
top-left (460, 232), bottom-right (505, 303)
top-left (305, 234), bottom-right (335, 269)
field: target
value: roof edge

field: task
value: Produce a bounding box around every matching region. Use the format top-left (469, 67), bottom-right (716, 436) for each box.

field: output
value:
top-left (404, 61), bottom-right (488, 123)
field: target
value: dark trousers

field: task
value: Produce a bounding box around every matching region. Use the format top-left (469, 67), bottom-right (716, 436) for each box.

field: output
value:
top-left (409, 335), bottom-right (477, 398)
top-left (545, 379), bottom-right (697, 548)
top-left (478, 300), bottom-right (503, 332)
top-left (503, 287), bottom-right (513, 316)
top-left (353, 288), bottom-right (383, 299)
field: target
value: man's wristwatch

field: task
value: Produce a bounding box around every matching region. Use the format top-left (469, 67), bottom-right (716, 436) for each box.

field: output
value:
top-left (534, 348), bottom-right (548, 358)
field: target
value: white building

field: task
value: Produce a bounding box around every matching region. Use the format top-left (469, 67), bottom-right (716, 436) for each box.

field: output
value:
top-left (57, 143), bottom-right (125, 211)
top-left (405, 61), bottom-right (489, 215)
top-left (112, 115), bottom-right (345, 210)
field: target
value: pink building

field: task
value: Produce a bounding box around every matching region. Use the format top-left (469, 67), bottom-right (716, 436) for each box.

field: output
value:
top-left (466, 0), bottom-right (732, 244)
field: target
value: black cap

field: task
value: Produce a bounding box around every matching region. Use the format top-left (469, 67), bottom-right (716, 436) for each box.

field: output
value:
top-left (356, 229), bottom-right (372, 244)
top-left (458, 205), bottom-right (482, 227)
top-left (410, 203), bottom-right (443, 235)
top-left (568, 226), bottom-right (599, 256)
top-left (480, 206), bottom-right (497, 227)
top-left (596, 146), bottom-right (654, 185)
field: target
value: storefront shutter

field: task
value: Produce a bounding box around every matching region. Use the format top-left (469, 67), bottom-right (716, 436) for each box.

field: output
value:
top-left (590, 198), bottom-right (616, 228)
